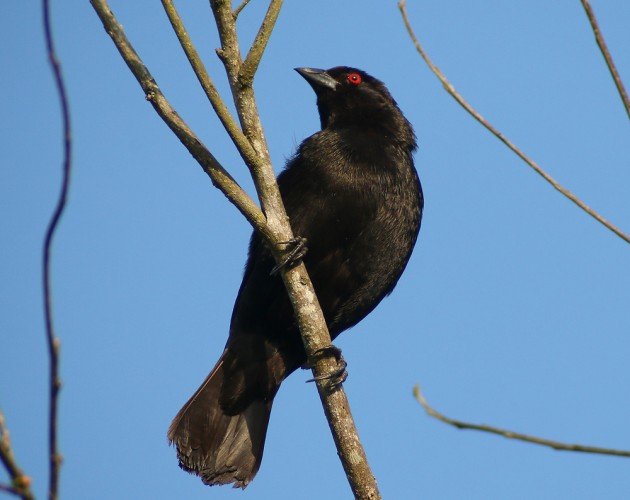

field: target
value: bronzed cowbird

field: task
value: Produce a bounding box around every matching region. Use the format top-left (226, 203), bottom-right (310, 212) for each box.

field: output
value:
top-left (168, 66), bottom-right (424, 487)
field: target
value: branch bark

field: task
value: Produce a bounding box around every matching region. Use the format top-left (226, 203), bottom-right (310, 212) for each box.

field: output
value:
top-left (414, 385), bottom-right (630, 458)
top-left (0, 412), bottom-right (34, 500)
top-left (232, 0), bottom-right (252, 19)
top-left (42, 1), bottom-right (70, 498)
top-left (91, 0), bottom-right (269, 239)
top-left (579, 0), bottom-right (630, 120)
top-left (161, 0), bottom-right (266, 174)
top-left (92, 0), bottom-right (381, 497)
top-left (398, 0), bottom-right (630, 245)
top-left (239, 0), bottom-right (283, 86)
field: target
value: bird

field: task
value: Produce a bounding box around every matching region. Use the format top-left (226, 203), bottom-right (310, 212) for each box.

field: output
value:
top-left (168, 66), bottom-right (424, 488)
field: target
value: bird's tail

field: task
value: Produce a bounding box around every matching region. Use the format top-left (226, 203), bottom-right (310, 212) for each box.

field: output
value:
top-left (167, 351), bottom-right (274, 488)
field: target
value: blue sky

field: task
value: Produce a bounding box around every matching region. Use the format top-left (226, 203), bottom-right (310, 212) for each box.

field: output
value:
top-left (2, 1), bottom-right (629, 499)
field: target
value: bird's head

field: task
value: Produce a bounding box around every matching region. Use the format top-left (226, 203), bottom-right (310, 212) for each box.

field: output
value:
top-left (295, 66), bottom-right (415, 149)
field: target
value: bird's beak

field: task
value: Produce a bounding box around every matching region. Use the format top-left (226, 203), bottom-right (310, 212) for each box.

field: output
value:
top-left (294, 67), bottom-right (338, 91)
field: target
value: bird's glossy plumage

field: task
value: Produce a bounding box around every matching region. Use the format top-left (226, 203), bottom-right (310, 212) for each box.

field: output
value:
top-left (168, 66), bottom-right (423, 488)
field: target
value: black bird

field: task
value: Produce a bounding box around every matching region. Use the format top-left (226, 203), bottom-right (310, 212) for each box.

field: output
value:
top-left (168, 66), bottom-right (423, 488)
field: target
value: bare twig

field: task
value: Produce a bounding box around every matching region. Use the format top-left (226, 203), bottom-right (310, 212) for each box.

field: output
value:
top-left (398, 0), bottom-right (630, 245)
top-left (42, 1), bottom-right (70, 498)
top-left (413, 385), bottom-right (630, 457)
top-left (161, 0), bottom-right (265, 173)
top-left (91, 0), bottom-right (381, 496)
top-left (580, 0), bottom-right (630, 119)
top-left (0, 412), bottom-right (34, 500)
top-left (0, 484), bottom-right (20, 497)
top-left (90, 0), bottom-right (270, 240)
top-left (232, 0), bottom-right (252, 19)
top-left (239, 0), bottom-right (283, 85)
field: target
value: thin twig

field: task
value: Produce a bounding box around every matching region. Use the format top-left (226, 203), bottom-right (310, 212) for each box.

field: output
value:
top-left (398, 0), bottom-right (630, 245)
top-left (90, 0), bottom-right (270, 241)
top-left (0, 412), bottom-right (34, 500)
top-left (239, 0), bottom-right (283, 85)
top-left (0, 484), bottom-right (20, 497)
top-left (161, 0), bottom-right (265, 173)
top-left (42, 1), bottom-right (70, 498)
top-left (232, 0), bottom-right (252, 19)
top-left (580, 0), bottom-right (630, 119)
top-left (413, 385), bottom-right (630, 457)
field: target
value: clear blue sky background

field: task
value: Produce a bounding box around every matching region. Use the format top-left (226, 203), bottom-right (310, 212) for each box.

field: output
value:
top-left (2, 1), bottom-right (629, 499)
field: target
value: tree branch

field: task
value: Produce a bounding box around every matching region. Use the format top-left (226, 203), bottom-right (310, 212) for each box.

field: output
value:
top-left (0, 412), bottom-right (34, 500)
top-left (90, 0), bottom-right (270, 241)
top-left (161, 0), bottom-right (265, 174)
top-left (232, 0), bottom-right (252, 20)
top-left (413, 385), bottom-right (630, 458)
top-left (42, 1), bottom-right (70, 497)
top-left (579, 0), bottom-right (630, 120)
top-left (398, 0), bottom-right (630, 245)
top-left (91, 0), bottom-right (381, 496)
top-left (0, 484), bottom-right (20, 497)
top-left (210, 0), bottom-right (277, 209)
top-left (239, 0), bottom-right (283, 86)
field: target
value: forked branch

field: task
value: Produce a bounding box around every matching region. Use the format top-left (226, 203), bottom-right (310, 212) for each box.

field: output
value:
top-left (232, 0), bottom-right (252, 19)
top-left (161, 0), bottom-right (265, 173)
top-left (91, 0), bottom-right (269, 239)
top-left (239, 0), bottom-right (283, 85)
top-left (208, 2), bottom-right (380, 495)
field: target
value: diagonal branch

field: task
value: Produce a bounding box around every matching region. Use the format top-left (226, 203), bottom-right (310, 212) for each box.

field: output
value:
top-left (0, 412), bottom-right (34, 500)
top-left (579, 0), bottom-right (630, 120)
top-left (398, 0), bottom-right (630, 245)
top-left (42, 1), bottom-right (70, 498)
top-left (413, 385), bottom-right (630, 458)
top-left (90, 0), bottom-right (270, 241)
top-left (160, 0), bottom-right (264, 174)
top-left (232, 0), bottom-right (252, 20)
top-left (0, 484), bottom-right (21, 497)
top-left (211, 0), bottom-right (276, 209)
top-left (239, 0), bottom-right (283, 86)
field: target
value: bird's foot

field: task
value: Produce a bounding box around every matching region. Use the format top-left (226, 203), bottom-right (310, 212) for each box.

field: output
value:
top-left (306, 345), bottom-right (348, 390)
top-left (270, 237), bottom-right (308, 275)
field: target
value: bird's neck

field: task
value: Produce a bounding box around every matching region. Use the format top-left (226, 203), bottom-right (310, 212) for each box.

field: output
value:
top-left (323, 108), bottom-right (415, 152)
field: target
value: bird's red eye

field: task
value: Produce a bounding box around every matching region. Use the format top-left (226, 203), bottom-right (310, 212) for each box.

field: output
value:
top-left (347, 73), bottom-right (362, 85)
